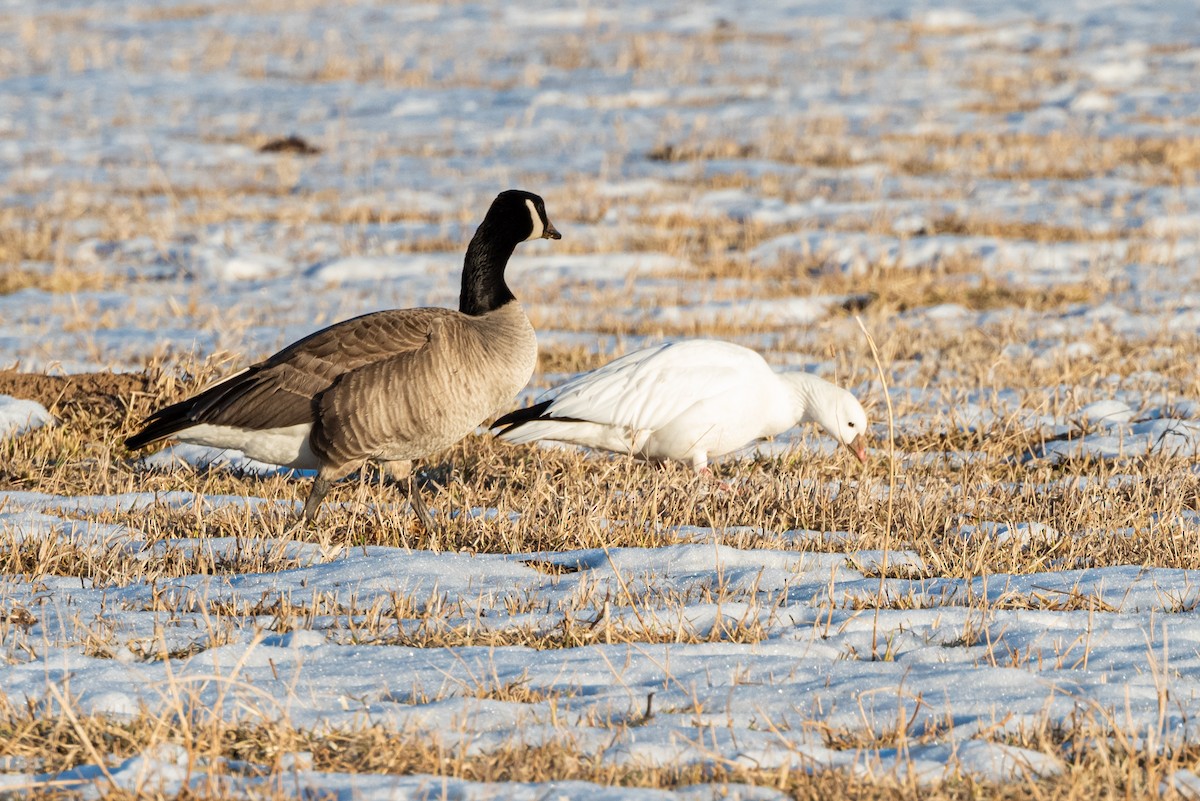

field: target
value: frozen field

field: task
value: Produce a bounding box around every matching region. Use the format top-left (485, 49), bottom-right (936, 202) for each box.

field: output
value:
top-left (2, 0), bottom-right (1200, 798)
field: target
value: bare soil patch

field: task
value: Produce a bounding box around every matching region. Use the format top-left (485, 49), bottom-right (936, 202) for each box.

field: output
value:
top-left (0, 370), bottom-right (152, 423)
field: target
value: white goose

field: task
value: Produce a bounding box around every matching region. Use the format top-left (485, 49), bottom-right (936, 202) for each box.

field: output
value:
top-left (493, 340), bottom-right (868, 470)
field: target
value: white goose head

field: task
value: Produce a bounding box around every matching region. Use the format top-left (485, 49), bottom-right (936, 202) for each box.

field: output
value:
top-left (779, 372), bottom-right (869, 463)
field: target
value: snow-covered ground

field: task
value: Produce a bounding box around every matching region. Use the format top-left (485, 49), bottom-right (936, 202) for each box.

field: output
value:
top-left (2, 0), bottom-right (1200, 797)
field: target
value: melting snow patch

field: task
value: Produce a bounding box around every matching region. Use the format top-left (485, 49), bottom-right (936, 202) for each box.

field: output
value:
top-left (752, 233), bottom-right (1128, 278)
top-left (956, 521), bottom-right (1060, 545)
top-left (306, 254), bottom-right (448, 283)
top-left (1070, 90), bottom-right (1115, 112)
top-left (780, 529), bottom-right (854, 546)
top-left (0, 512), bottom-right (135, 551)
top-left (26, 743), bottom-right (194, 799)
top-left (849, 550), bottom-right (926, 575)
top-left (83, 691), bottom-right (141, 719)
top-left (0, 396), bottom-right (51, 439)
top-left (914, 9), bottom-right (978, 30)
top-left (508, 253), bottom-right (686, 281)
top-left (924, 303), bottom-right (970, 319)
top-left (454, 506), bottom-right (521, 523)
top-left (1036, 419), bottom-right (1200, 463)
top-left (1076, 400), bottom-right (1135, 427)
top-left (648, 296), bottom-right (841, 327)
top-left (1086, 59), bottom-right (1148, 86)
top-left (0, 490), bottom-right (276, 516)
top-left (211, 252), bottom-right (293, 281)
top-left (949, 740), bottom-right (1063, 782)
top-left (670, 525), bottom-right (773, 543)
top-left (261, 630), bottom-right (327, 649)
top-left (1165, 770), bottom-right (1200, 800)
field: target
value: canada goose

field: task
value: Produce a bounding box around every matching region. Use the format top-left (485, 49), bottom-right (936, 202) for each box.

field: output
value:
top-left (493, 339), bottom-right (868, 471)
top-left (126, 189), bottom-right (561, 525)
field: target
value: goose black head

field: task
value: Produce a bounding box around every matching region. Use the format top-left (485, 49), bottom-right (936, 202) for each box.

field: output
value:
top-left (460, 190), bottom-right (561, 316)
top-left (489, 189), bottom-right (561, 243)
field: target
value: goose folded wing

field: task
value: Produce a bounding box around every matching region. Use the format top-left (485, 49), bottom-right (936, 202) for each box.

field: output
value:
top-left (543, 359), bottom-right (748, 433)
top-left (192, 308), bottom-right (457, 431)
top-left (309, 317), bottom-right (468, 464)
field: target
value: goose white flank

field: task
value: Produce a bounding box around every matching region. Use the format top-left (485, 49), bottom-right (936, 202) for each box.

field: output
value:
top-left (493, 339), bottom-right (868, 470)
top-left (125, 190), bottom-right (560, 522)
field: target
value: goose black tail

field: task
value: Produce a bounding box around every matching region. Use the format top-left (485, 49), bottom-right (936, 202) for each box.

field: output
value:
top-left (491, 400), bottom-right (554, 435)
top-left (124, 397), bottom-right (203, 450)
top-left (124, 367), bottom-right (263, 450)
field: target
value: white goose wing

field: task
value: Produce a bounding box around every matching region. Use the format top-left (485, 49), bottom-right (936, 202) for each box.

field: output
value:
top-left (542, 340), bottom-right (769, 432)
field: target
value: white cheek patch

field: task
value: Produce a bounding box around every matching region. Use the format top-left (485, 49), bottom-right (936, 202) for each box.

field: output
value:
top-left (525, 198), bottom-right (544, 240)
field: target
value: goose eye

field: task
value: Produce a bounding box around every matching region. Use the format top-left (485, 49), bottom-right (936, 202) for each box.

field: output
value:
top-left (848, 422), bottom-right (856, 428)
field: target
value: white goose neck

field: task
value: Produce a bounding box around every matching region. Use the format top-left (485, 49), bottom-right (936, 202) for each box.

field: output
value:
top-left (782, 370), bottom-right (855, 436)
top-left (778, 371), bottom-right (825, 420)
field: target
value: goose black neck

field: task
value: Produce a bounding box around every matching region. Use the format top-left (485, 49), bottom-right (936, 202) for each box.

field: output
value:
top-left (459, 220), bottom-right (518, 316)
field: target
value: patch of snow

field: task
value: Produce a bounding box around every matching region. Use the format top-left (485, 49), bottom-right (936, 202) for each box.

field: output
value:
top-left (914, 9), bottom-right (978, 30)
top-left (1076, 399), bottom-right (1135, 427)
top-left (1069, 90), bottom-right (1115, 112)
top-left (1086, 59), bottom-right (1148, 86)
top-left (956, 521), bottom-right (1061, 545)
top-left (0, 396), bottom-right (51, 439)
top-left (211, 252), bottom-right (294, 282)
top-left (508, 253), bottom-right (687, 281)
top-left (305, 255), bottom-right (447, 284)
top-left (1165, 769), bottom-right (1200, 800)
top-left (1036, 418), bottom-right (1200, 463)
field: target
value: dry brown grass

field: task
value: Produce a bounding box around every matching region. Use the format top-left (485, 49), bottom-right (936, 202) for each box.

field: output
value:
top-left (650, 127), bottom-right (1200, 185)
top-left (0, 216), bottom-right (59, 265)
top-left (0, 267), bottom-right (111, 296)
top-left (0, 210), bottom-right (118, 295)
top-left (535, 343), bottom-right (625, 375)
top-left (824, 268), bottom-right (1101, 315)
top-left (1, 694), bottom-right (1198, 800)
top-left (923, 214), bottom-right (1128, 243)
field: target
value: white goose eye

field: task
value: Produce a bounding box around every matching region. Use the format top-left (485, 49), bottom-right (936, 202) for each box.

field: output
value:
top-left (525, 198), bottom-right (544, 240)
top-left (848, 421), bottom-right (856, 428)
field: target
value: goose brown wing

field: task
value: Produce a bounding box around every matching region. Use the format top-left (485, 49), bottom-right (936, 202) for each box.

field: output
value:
top-left (310, 316), bottom-right (491, 468)
top-left (202, 308), bottom-right (459, 429)
top-left (126, 308), bottom-right (457, 447)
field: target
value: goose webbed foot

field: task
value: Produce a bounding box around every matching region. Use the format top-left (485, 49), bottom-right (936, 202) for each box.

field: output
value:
top-left (696, 465), bottom-right (737, 494)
